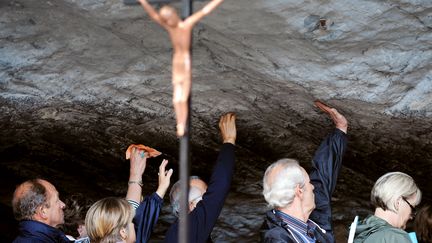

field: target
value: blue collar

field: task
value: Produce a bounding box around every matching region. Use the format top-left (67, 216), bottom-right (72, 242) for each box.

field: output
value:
top-left (15, 220), bottom-right (71, 243)
top-left (274, 210), bottom-right (317, 243)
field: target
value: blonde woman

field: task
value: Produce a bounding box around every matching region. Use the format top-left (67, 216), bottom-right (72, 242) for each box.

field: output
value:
top-left (86, 147), bottom-right (173, 243)
top-left (86, 198), bottom-right (135, 243)
top-left (354, 172), bottom-right (421, 243)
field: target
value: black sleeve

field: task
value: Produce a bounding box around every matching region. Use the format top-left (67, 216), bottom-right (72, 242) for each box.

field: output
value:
top-left (309, 129), bottom-right (347, 242)
top-left (164, 143), bottom-right (235, 243)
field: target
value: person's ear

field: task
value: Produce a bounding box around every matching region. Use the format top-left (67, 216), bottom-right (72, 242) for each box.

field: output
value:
top-left (394, 198), bottom-right (401, 211)
top-left (189, 201), bottom-right (196, 212)
top-left (36, 205), bottom-right (48, 220)
top-left (295, 184), bottom-right (303, 199)
top-left (120, 227), bottom-right (127, 240)
top-left (77, 224), bottom-right (86, 237)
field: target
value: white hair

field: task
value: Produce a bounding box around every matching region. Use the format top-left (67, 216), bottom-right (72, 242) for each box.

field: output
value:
top-left (371, 172), bottom-right (422, 212)
top-left (169, 176), bottom-right (202, 217)
top-left (263, 159), bottom-right (305, 209)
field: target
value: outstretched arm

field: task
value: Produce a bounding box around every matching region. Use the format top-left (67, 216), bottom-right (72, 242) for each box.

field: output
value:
top-left (126, 148), bottom-right (147, 204)
top-left (309, 101), bottom-right (348, 242)
top-left (185, 0), bottom-right (224, 27)
top-left (188, 112), bottom-right (236, 242)
top-left (138, 0), bottom-right (165, 26)
top-left (133, 160), bottom-right (172, 243)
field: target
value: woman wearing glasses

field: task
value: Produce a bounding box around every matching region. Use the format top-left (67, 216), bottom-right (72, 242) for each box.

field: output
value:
top-left (353, 172), bottom-right (421, 243)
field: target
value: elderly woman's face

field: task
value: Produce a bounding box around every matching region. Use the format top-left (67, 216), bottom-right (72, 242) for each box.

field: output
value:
top-left (397, 194), bottom-right (417, 229)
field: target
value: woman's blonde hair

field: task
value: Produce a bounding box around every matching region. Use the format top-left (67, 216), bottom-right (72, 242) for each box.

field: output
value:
top-left (85, 197), bottom-right (133, 243)
top-left (371, 172), bottom-right (421, 212)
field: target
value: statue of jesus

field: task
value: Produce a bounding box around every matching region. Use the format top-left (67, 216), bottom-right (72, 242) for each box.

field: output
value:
top-left (138, 0), bottom-right (224, 137)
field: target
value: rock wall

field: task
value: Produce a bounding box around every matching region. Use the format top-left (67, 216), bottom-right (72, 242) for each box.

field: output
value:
top-left (1, 0), bottom-right (431, 241)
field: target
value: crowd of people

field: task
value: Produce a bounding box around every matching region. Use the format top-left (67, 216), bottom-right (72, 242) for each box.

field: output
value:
top-left (10, 102), bottom-right (431, 243)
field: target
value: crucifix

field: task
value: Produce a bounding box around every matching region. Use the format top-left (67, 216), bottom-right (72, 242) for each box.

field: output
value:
top-left (126, 0), bottom-right (224, 242)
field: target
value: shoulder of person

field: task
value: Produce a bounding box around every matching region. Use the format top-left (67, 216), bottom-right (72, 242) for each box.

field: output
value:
top-left (261, 227), bottom-right (296, 243)
top-left (367, 227), bottom-right (411, 243)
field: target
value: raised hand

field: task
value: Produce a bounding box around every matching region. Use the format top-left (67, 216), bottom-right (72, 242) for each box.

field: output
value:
top-left (315, 100), bottom-right (348, 134)
top-left (219, 112), bottom-right (236, 145)
top-left (156, 159), bottom-right (173, 198)
top-left (129, 147), bottom-right (148, 181)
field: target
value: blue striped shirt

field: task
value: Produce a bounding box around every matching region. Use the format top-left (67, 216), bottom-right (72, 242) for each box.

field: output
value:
top-left (274, 210), bottom-right (318, 243)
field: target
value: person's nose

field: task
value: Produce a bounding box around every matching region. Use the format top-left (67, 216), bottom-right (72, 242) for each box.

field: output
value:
top-left (60, 200), bottom-right (66, 209)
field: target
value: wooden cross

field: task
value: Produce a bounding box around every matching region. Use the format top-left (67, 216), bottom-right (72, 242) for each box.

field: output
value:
top-left (126, 0), bottom-right (223, 242)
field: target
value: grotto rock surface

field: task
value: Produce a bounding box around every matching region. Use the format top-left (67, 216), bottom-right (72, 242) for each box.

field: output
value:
top-left (1, 0), bottom-right (431, 241)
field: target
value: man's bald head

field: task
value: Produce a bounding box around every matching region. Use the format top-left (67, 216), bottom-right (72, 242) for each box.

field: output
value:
top-left (12, 179), bottom-right (49, 221)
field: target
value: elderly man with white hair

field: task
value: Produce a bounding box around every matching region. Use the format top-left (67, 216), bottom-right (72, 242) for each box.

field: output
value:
top-left (261, 101), bottom-right (348, 243)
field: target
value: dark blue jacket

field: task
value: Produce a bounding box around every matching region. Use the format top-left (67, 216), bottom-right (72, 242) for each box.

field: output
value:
top-left (164, 143), bottom-right (235, 243)
top-left (261, 129), bottom-right (347, 243)
top-left (133, 192), bottom-right (164, 243)
top-left (13, 220), bottom-right (72, 243)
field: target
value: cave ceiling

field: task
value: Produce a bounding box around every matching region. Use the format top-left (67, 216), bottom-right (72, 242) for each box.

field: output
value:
top-left (0, 0), bottom-right (431, 241)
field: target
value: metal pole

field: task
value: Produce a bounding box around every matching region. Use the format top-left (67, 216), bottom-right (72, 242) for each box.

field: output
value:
top-left (178, 107), bottom-right (190, 243)
top-left (179, 2), bottom-right (192, 243)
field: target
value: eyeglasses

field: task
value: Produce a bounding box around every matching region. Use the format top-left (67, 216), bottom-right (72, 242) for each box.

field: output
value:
top-left (402, 197), bottom-right (417, 218)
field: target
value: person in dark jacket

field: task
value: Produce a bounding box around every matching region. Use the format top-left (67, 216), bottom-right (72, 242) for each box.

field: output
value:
top-left (126, 147), bottom-right (173, 243)
top-left (261, 101), bottom-right (348, 243)
top-left (12, 179), bottom-right (71, 243)
top-left (164, 112), bottom-right (237, 243)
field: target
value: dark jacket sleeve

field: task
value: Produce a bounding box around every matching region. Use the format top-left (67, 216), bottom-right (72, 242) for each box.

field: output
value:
top-left (164, 143), bottom-right (235, 243)
top-left (133, 192), bottom-right (164, 243)
top-left (309, 128), bottom-right (347, 242)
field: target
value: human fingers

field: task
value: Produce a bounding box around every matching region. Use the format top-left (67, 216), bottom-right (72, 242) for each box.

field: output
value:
top-left (159, 159), bottom-right (168, 170)
top-left (314, 100), bottom-right (333, 114)
top-left (166, 168), bottom-right (173, 179)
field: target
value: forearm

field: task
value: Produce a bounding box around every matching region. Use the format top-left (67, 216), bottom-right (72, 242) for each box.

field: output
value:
top-left (186, 0), bottom-right (223, 26)
top-left (155, 186), bottom-right (167, 199)
top-left (202, 0), bottom-right (224, 14)
top-left (311, 128), bottom-right (347, 194)
top-left (207, 143), bottom-right (235, 195)
top-left (133, 193), bottom-right (164, 243)
top-left (126, 172), bottom-right (143, 203)
top-left (309, 129), bottom-right (347, 236)
top-left (138, 0), bottom-right (162, 23)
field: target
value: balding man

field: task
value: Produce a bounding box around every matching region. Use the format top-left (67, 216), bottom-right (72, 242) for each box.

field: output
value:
top-left (12, 179), bottom-right (70, 242)
top-left (261, 101), bottom-right (348, 243)
top-left (165, 112), bottom-right (236, 243)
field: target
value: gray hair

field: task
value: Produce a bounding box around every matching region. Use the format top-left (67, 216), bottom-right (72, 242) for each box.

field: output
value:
top-left (169, 176), bottom-right (201, 217)
top-left (263, 159), bottom-right (305, 209)
top-left (12, 179), bottom-right (49, 221)
top-left (371, 172), bottom-right (422, 212)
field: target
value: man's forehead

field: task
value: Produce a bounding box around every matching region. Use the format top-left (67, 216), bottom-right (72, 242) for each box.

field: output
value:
top-left (190, 178), bottom-right (207, 190)
top-left (38, 179), bottom-right (58, 195)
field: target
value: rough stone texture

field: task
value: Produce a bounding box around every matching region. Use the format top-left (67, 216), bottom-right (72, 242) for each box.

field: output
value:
top-left (1, 0), bottom-right (431, 242)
